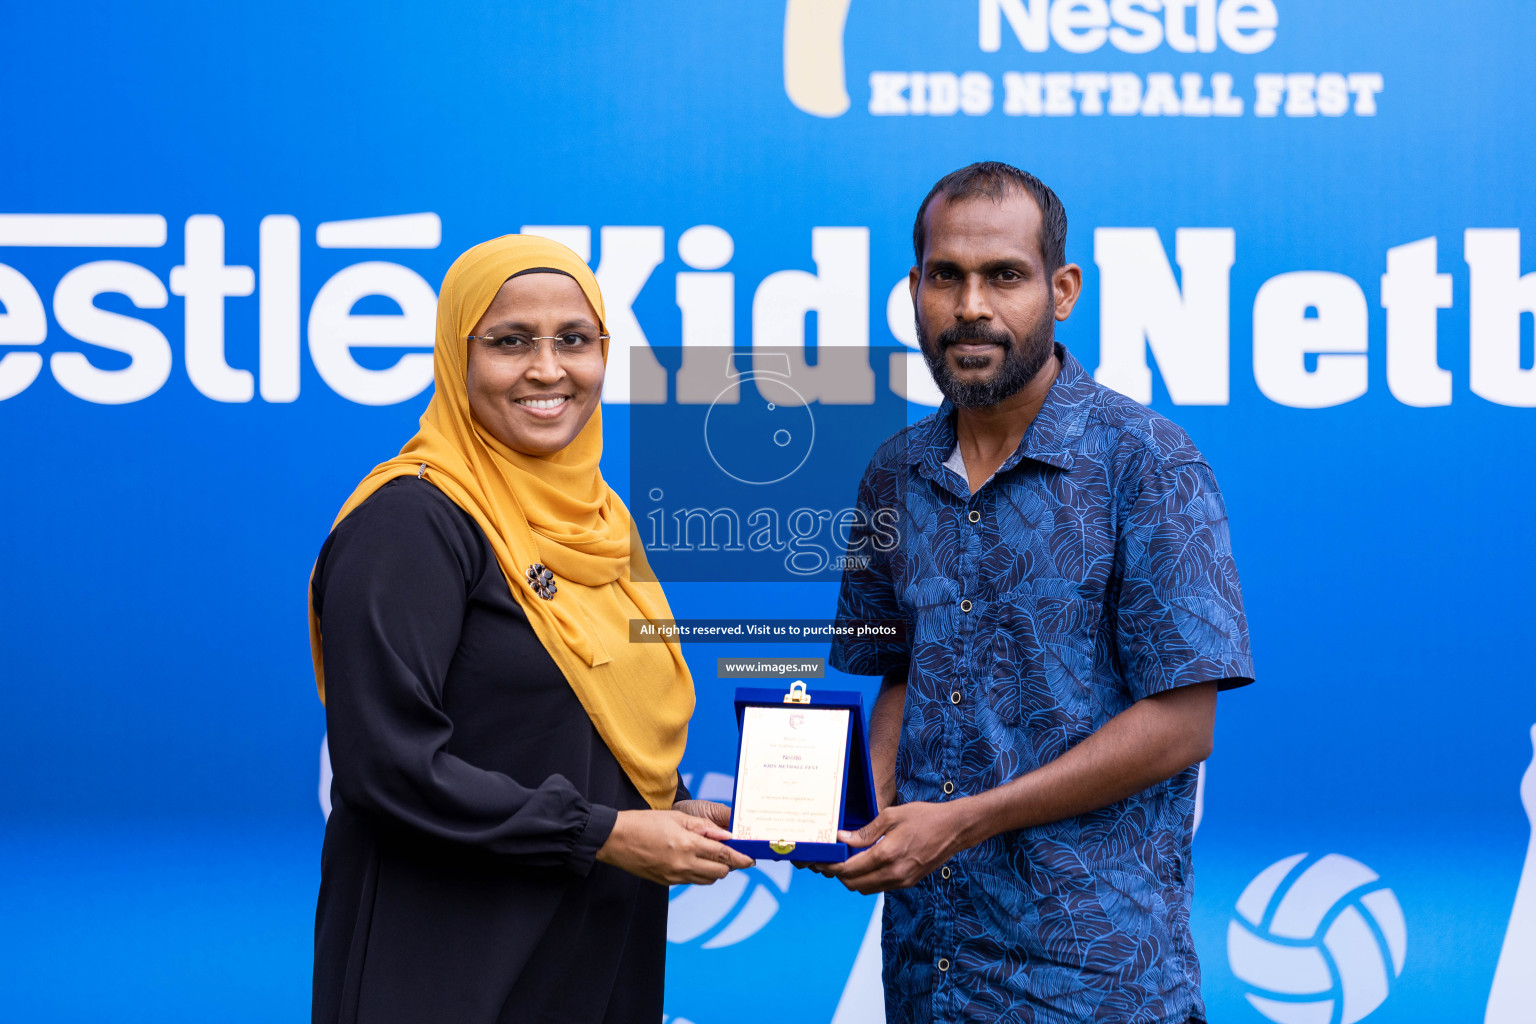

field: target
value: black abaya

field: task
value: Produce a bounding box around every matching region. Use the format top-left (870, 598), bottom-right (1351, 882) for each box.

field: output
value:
top-left (310, 476), bottom-right (680, 1024)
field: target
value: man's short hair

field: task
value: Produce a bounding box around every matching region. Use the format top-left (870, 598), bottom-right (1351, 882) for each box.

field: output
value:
top-left (912, 161), bottom-right (1068, 273)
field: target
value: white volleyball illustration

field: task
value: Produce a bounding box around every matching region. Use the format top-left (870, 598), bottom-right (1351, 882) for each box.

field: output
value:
top-left (320, 733), bottom-right (333, 819)
top-left (668, 771), bottom-right (793, 948)
top-left (1228, 853), bottom-right (1406, 1024)
top-left (667, 858), bottom-right (794, 949)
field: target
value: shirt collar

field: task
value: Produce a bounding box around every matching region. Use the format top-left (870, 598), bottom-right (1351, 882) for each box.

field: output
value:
top-left (910, 343), bottom-right (1094, 483)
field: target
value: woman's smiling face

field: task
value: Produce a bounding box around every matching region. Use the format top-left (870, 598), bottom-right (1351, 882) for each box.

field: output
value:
top-left (465, 272), bottom-right (606, 456)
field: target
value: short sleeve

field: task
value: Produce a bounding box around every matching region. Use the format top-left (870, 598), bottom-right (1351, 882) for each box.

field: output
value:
top-left (1114, 460), bottom-right (1254, 700)
top-left (829, 457), bottom-right (911, 676)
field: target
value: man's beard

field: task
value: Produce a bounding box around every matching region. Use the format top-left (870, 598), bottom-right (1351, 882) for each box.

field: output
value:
top-left (917, 312), bottom-right (1056, 409)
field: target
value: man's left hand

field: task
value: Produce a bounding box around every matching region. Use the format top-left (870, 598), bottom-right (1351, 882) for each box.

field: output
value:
top-left (816, 801), bottom-right (974, 894)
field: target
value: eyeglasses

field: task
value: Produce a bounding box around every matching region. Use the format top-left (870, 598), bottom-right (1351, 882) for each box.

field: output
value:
top-left (466, 331), bottom-right (609, 357)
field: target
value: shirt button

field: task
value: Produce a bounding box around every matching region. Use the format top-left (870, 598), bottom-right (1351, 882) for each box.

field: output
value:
top-left (959, 598), bottom-right (973, 613)
top-left (968, 509), bottom-right (981, 523)
top-left (950, 689), bottom-right (962, 705)
top-left (937, 958), bottom-right (950, 973)
top-left (943, 780), bottom-right (955, 795)
top-left (940, 866), bottom-right (952, 879)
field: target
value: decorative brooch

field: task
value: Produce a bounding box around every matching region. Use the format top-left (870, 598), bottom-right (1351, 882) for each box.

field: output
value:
top-left (525, 563), bottom-right (557, 600)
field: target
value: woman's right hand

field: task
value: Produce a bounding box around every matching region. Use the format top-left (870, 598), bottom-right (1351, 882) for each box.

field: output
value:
top-left (596, 809), bottom-right (755, 885)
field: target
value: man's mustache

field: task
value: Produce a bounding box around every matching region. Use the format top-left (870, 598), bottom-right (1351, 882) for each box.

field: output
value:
top-left (936, 322), bottom-right (1012, 350)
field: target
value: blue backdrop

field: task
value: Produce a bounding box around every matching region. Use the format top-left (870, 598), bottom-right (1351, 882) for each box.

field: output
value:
top-left (3, 3), bottom-right (1533, 1023)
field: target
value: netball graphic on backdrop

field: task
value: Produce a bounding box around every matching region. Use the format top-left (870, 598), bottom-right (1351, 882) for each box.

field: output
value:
top-left (666, 771), bottom-right (792, 949)
top-left (1228, 853), bottom-right (1406, 1024)
top-left (1485, 723), bottom-right (1536, 1023)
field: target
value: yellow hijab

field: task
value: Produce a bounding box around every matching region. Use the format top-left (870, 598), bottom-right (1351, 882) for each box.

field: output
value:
top-left (309, 234), bottom-right (693, 810)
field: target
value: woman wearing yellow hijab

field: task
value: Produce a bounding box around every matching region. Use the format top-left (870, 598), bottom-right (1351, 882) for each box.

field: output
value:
top-left (309, 235), bottom-right (750, 1024)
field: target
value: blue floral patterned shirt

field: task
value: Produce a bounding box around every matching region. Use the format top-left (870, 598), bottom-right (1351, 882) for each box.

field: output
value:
top-left (830, 345), bottom-right (1254, 1024)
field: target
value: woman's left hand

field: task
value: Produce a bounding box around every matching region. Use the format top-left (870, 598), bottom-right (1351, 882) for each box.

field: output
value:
top-left (673, 799), bottom-right (732, 830)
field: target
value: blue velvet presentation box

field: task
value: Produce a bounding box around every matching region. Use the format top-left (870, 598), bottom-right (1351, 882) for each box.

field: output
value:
top-left (724, 683), bottom-right (878, 863)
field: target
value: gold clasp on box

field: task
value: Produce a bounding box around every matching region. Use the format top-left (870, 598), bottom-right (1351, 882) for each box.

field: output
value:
top-left (769, 839), bottom-right (797, 855)
top-left (784, 680), bottom-right (811, 704)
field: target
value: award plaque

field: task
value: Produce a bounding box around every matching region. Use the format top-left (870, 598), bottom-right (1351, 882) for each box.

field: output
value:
top-left (725, 681), bottom-right (878, 863)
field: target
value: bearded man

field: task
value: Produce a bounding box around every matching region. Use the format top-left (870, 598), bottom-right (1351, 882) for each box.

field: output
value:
top-left (825, 162), bottom-right (1255, 1023)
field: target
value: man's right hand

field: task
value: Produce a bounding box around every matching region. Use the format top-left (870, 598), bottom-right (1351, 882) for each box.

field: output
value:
top-left (597, 809), bottom-right (755, 885)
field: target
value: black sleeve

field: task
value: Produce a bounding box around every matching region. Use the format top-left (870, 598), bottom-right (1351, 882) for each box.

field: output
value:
top-left (673, 771), bottom-right (691, 804)
top-left (314, 480), bottom-right (615, 875)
